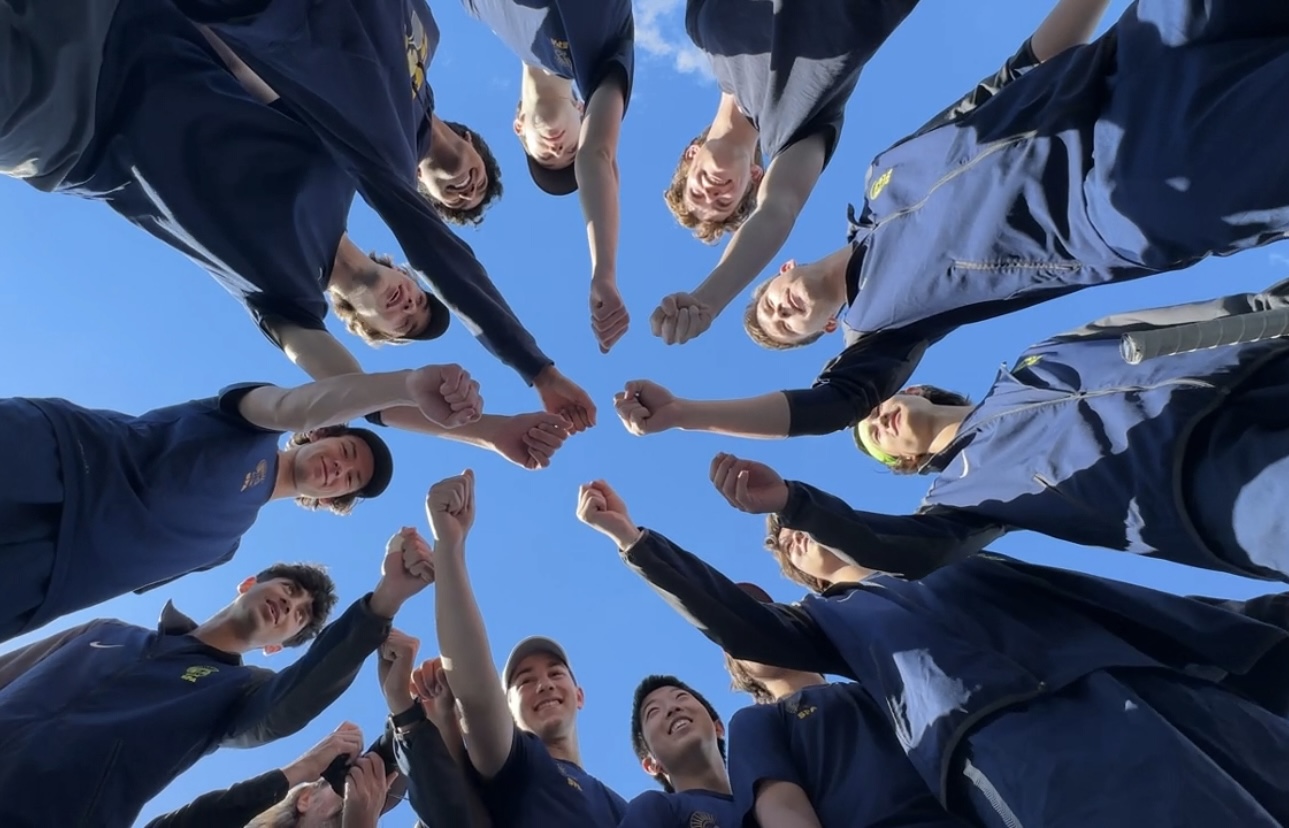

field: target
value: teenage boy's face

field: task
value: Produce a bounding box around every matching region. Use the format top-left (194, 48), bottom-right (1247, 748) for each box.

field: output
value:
top-left (419, 136), bottom-right (489, 212)
top-left (343, 262), bottom-right (432, 340)
top-left (681, 141), bottom-right (754, 223)
top-left (235, 577), bottom-right (314, 648)
top-left (639, 685), bottom-right (721, 769)
top-left (289, 434), bottom-right (376, 500)
top-left (507, 652), bottom-right (584, 738)
top-left (754, 260), bottom-right (836, 344)
top-left (514, 99), bottom-right (582, 169)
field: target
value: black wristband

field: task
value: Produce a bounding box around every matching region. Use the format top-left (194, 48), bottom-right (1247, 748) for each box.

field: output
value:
top-left (391, 700), bottom-right (427, 731)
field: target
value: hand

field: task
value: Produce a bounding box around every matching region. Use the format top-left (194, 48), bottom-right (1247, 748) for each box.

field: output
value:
top-left (590, 279), bottom-right (630, 354)
top-left (710, 452), bottom-right (790, 514)
top-left (371, 527), bottom-right (435, 617)
top-left (407, 364), bottom-right (483, 428)
top-left (487, 412), bottom-right (572, 470)
top-left (283, 722), bottom-right (365, 786)
top-left (613, 380), bottom-right (685, 436)
top-left (576, 480), bottom-right (642, 549)
top-left (534, 365), bottom-right (597, 432)
top-left (425, 470), bottom-right (476, 548)
top-left (411, 656), bottom-right (458, 735)
top-left (377, 628), bottom-right (420, 715)
top-left (649, 292), bottom-right (713, 345)
top-left (342, 753), bottom-right (396, 826)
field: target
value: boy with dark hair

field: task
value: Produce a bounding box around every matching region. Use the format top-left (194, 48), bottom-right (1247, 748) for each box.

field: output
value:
top-left (0, 533), bottom-right (434, 828)
top-left (647, 0), bottom-right (1112, 347)
top-left (621, 675), bottom-right (737, 827)
top-left (722, 583), bottom-right (966, 828)
top-left (576, 477), bottom-right (1289, 827)
top-left (429, 469), bottom-right (627, 827)
top-left (0, 365), bottom-right (483, 641)
top-left (455, 0), bottom-right (635, 352)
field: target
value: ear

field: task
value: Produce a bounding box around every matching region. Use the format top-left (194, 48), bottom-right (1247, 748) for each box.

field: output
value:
top-left (901, 386), bottom-right (925, 398)
top-left (237, 576), bottom-right (257, 596)
top-left (262, 643), bottom-right (284, 656)
top-left (575, 685), bottom-right (586, 711)
top-left (749, 164), bottom-right (765, 185)
top-left (316, 497), bottom-right (335, 508)
top-left (714, 719), bottom-right (726, 740)
top-left (823, 318), bottom-right (838, 334)
top-left (778, 259), bottom-right (796, 274)
top-left (575, 98), bottom-right (586, 115)
top-left (512, 114), bottom-right (525, 136)
top-left (295, 787), bottom-right (313, 814)
top-left (682, 143), bottom-right (700, 162)
top-left (641, 754), bottom-right (665, 777)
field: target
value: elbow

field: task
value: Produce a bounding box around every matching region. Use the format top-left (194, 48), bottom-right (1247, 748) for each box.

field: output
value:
top-left (575, 144), bottom-right (617, 183)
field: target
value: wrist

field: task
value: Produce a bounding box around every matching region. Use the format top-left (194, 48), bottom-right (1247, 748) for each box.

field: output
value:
top-left (692, 281), bottom-right (732, 313)
top-left (368, 584), bottom-right (401, 619)
top-left (591, 266), bottom-right (617, 285)
top-left (615, 526), bottom-right (644, 551)
top-left (671, 398), bottom-right (699, 431)
top-left (281, 759), bottom-right (318, 788)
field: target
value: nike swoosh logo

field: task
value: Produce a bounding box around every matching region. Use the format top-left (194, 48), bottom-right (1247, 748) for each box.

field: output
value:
top-left (88, 641), bottom-right (124, 649)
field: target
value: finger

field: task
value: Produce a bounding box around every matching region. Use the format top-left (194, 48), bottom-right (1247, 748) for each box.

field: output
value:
top-left (439, 365), bottom-right (464, 397)
top-left (410, 561), bottom-right (435, 582)
top-left (660, 309), bottom-right (678, 345)
top-left (675, 306), bottom-right (692, 344)
top-left (735, 468), bottom-right (754, 510)
top-left (579, 394), bottom-right (598, 428)
top-left (601, 319), bottom-right (630, 350)
top-left (524, 426), bottom-right (565, 449)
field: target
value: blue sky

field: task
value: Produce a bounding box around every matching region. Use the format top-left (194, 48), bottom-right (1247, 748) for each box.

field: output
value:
top-left (1, 0), bottom-right (1284, 823)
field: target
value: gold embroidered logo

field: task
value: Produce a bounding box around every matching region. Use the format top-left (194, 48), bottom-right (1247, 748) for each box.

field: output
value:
top-left (550, 37), bottom-right (573, 72)
top-left (689, 812), bottom-right (718, 828)
top-left (868, 168), bottom-right (892, 200)
top-left (795, 704), bottom-right (818, 720)
top-left (1014, 354), bottom-right (1043, 372)
top-left (406, 13), bottom-right (430, 98)
top-left (241, 459), bottom-right (269, 492)
top-left (180, 666), bottom-right (218, 684)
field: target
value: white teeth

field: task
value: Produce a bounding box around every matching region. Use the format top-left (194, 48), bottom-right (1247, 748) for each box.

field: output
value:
top-left (669, 718), bottom-right (693, 734)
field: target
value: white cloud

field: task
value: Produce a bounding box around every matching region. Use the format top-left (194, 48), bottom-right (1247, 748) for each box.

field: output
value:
top-left (633, 0), bottom-right (713, 78)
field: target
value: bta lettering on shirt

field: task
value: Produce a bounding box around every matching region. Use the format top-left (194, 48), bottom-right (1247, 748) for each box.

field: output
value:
top-left (480, 730), bottom-right (628, 827)
top-left (461, 0), bottom-right (635, 110)
top-left (23, 386), bottom-right (281, 627)
top-left (728, 683), bottom-right (961, 827)
top-left (685, 0), bottom-right (918, 164)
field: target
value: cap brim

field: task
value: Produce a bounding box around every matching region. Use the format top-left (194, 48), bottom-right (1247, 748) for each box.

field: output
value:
top-left (404, 291), bottom-right (452, 342)
top-left (502, 635), bottom-right (573, 688)
top-left (526, 154), bottom-right (578, 196)
top-left (735, 582), bottom-right (774, 603)
top-left (351, 428), bottom-right (394, 499)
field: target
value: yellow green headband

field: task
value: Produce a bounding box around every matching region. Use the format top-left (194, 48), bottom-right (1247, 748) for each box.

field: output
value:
top-left (853, 422), bottom-right (900, 468)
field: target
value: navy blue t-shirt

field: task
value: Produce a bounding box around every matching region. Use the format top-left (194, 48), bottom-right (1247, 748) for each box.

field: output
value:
top-left (685, 0), bottom-right (919, 163)
top-left (618, 788), bottom-right (738, 828)
top-left (728, 683), bottom-right (963, 827)
top-left (23, 384), bottom-right (282, 630)
top-left (462, 0), bottom-right (634, 110)
top-left (476, 729), bottom-right (627, 827)
top-left (64, 0), bottom-right (354, 346)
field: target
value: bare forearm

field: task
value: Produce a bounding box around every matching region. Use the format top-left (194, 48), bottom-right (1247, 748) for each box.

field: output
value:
top-left (244, 371), bottom-right (415, 432)
top-left (676, 393), bottom-right (791, 438)
top-left (1030, 0), bottom-right (1112, 60)
top-left (694, 199), bottom-right (800, 311)
top-left (576, 147), bottom-right (621, 278)
top-left (273, 322), bottom-right (366, 381)
top-left (754, 781), bottom-right (824, 828)
top-left (381, 409), bottom-right (505, 447)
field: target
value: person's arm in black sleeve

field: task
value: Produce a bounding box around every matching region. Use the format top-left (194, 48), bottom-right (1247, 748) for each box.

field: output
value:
top-left (392, 717), bottom-right (477, 828)
top-left (1186, 593), bottom-right (1289, 635)
top-left (621, 530), bottom-right (850, 675)
top-left (222, 596), bottom-right (391, 748)
top-left (142, 770), bottom-right (289, 828)
top-left (783, 329), bottom-right (932, 436)
top-left (0, 620), bottom-right (107, 692)
top-left (778, 481), bottom-right (1004, 579)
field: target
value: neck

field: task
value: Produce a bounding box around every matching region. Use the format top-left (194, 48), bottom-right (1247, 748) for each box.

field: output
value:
top-left (926, 406), bottom-right (973, 456)
top-left (666, 755), bottom-right (732, 796)
top-left (328, 234), bottom-right (373, 295)
top-left (191, 609), bottom-right (251, 655)
top-left (542, 730), bottom-right (582, 766)
top-left (828, 563), bottom-right (876, 584)
top-left (708, 92), bottom-right (759, 149)
top-left (268, 450), bottom-right (296, 502)
top-left (819, 245), bottom-right (856, 307)
top-left (764, 672), bottom-right (827, 702)
top-left (520, 64), bottom-right (573, 108)
top-left (423, 113), bottom-right (463, 169)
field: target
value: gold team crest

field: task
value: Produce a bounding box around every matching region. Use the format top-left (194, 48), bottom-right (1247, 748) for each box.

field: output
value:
top-left (406, 13), bottom-right (430, 98)
top-left (241, 459), bottom-right (269, 492)
top-left (181, 666), bottom-right (219, 684)
top-left (689, 812), bottom-right (718, 828)
top-left (550, 37), bottom-right (573, 73)
top-left (868, 168), bottom-right (893, 200)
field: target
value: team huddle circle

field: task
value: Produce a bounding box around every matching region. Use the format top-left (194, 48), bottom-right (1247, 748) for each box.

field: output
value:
top-left (6, 0), bottom-right (1289, 826)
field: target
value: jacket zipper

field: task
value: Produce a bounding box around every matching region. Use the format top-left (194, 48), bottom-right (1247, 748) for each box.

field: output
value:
top-left (78, 738), bottom-right (124, 828)
top-left (963, 759), bottom-right (1025, 828)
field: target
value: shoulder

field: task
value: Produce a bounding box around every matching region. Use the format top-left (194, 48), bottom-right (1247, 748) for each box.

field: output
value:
top-left (622, 790), bottom-right (675, 819)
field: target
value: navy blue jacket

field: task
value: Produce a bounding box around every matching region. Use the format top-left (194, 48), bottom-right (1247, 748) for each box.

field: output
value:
top-left (621, 529), bottom-right (1289, 803)
top-left (784, 11), bottom-right (1289, 435)
top-left (0, 596), bottom-right (390, 827)
top-left (198, 0), bottom-right (554, 383)
top-left (798, 286), bottom-right (1289, 581)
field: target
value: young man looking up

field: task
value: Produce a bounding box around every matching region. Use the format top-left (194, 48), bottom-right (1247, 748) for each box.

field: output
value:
top-left (0, 364), bottom-right (477, 642)
top-left (723, 584), bottom-right (966, 828)
top-left (621, 674), bottom-right (738, 828)
top-left (0, 535), bottom-right (434, 828)
top-left (429, 469), bottom-right (628, 826)
top-left (646, 0), bottom-right (1114, 348)
top-left (456, 0), bottom-right (635, 352)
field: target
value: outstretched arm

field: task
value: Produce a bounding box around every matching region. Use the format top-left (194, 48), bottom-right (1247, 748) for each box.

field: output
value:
top-left (577, 75), bottom-right (625, 283)
top-left (1030, 0), bottom-right (1113, 61)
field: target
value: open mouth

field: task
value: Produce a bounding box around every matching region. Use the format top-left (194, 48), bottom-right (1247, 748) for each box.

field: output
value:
top-left (786, 289), bottom-right (805, 313)
top-left (667, 716), bottom-right (693, 735)
top-left (534, 698), bottom-right (562, 714)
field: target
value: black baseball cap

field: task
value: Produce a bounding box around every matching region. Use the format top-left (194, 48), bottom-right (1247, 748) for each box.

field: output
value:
top-left (526, 154), bottom-right (578, 196)
top-left (349, 427), bottom-right (394, 499)
top-left (403, 289), bottom-right (452, 342)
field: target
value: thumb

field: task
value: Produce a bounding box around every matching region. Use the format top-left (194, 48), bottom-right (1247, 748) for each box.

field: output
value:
top-left (661, 295), bottom-right (678, 316)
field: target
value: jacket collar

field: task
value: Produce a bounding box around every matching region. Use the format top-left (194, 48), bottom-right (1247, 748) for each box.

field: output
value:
top-left (157, 601), bottom-right (245, 666)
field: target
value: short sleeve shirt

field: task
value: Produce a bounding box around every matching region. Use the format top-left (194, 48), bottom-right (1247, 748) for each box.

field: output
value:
top-left (618, 789), bottom-right (739, 828)
top-left (476, 729), bottom-right (628, 828)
